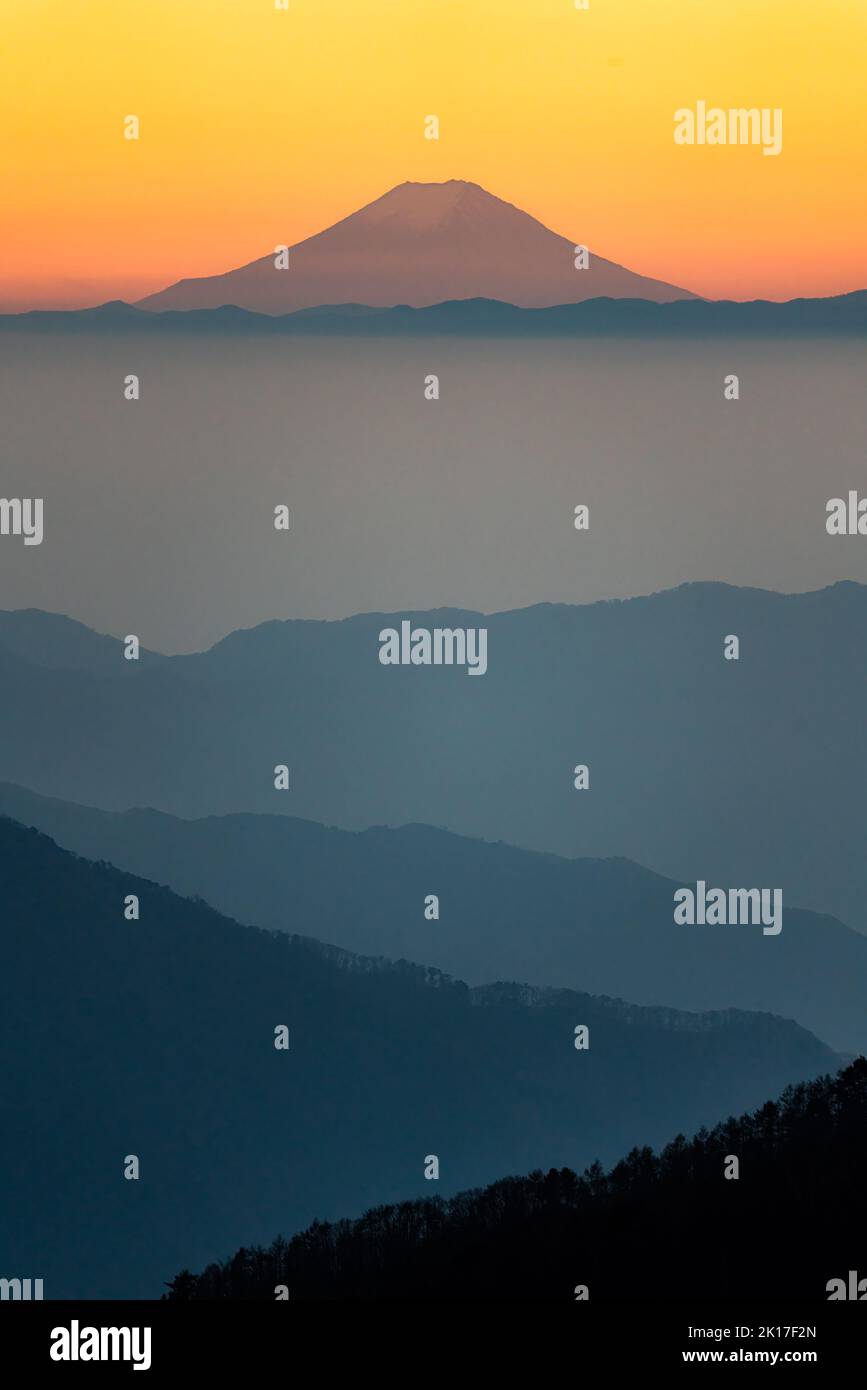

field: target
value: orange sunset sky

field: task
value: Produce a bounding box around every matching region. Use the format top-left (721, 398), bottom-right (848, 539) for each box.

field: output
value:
top-left (1, 0), bottom-right (865, 310)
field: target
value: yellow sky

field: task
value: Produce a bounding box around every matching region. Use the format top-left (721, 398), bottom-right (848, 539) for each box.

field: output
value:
top-left (1, 0), bottom-right (865, 307)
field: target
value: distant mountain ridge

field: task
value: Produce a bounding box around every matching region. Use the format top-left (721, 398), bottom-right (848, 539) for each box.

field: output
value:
top-left (134, 180), bottom-right (695, 313)
top-left (2, 290), bottom-right (866, 335)
top-left (0, 581), bottom-right (863, 934)
top-left (0, 816), bottom-right (835, 1298)
top-left (2, 781), bottom-right (866, 1053)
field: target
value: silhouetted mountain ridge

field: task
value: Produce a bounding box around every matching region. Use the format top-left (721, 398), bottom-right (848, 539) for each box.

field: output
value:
top-left (165, 1060), bottom-right (867, 1300)
top-left (0, 782), bottom-right (864, 1053)
top-left (0, 579), bottom-right (862, 931)
top-left (0, 816), bottom-right (837, 1298)
top-left (2, 291), bottom-right (865, 335)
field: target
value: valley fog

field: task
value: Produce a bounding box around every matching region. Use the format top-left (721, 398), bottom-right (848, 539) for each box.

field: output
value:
top-left (0, 330), bottom-right (863, 650)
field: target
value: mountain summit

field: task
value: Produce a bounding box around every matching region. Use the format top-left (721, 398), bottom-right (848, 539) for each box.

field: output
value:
top-left (137, 180), bottom-right (696, 313)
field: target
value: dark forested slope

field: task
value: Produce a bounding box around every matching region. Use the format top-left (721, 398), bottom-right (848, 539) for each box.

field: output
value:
top-left (166, 1060), bottom-right (867, 1301)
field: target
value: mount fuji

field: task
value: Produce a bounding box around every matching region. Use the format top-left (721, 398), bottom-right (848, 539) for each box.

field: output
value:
top-left (137, 179), bottom-right (696, 314)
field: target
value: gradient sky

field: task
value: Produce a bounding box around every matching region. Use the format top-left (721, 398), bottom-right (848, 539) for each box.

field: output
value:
top-left (2, 0), bottom-right (865, 309)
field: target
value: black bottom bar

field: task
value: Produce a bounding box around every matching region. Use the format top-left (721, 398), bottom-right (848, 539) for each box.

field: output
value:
top-left (2, 1299), bottom-right (862, 1375)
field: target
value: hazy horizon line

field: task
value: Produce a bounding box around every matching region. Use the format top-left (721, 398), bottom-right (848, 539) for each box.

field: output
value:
top-left (3, 287), bottom-right (867, 322)
top-left (4, 576), bottom-right (863, 660)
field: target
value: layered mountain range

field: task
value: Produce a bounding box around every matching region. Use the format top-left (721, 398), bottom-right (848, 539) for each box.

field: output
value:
top-left (0, 817), bottom-right (837, 1298)
top-left (0, 581), bottom-right (863, 933)
top-left (1, 782), bottom-right (866, 1054)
